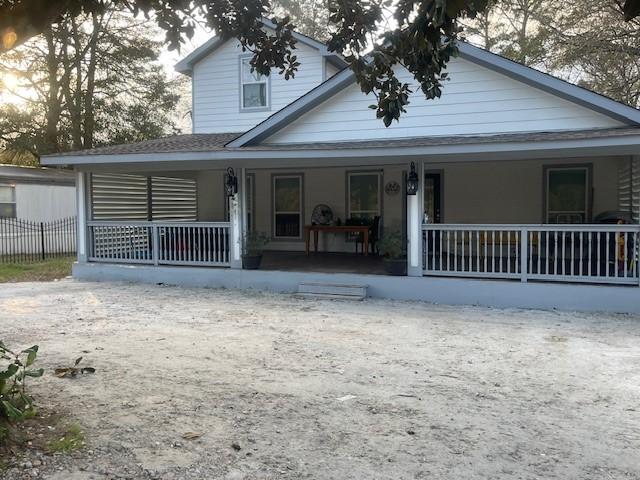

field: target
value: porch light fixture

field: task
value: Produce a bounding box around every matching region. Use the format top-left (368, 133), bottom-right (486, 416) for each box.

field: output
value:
top-left (406, 162), bottom-right (419, 195)
top-left (224, 167), bottom-right (238, 197)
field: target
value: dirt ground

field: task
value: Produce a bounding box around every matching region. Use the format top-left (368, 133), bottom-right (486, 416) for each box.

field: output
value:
top-left (1, 280), bottom-right (639, 480)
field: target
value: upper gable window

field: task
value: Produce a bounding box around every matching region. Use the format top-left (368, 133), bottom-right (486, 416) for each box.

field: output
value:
top-left (240, 57), bottom-right (269, 110)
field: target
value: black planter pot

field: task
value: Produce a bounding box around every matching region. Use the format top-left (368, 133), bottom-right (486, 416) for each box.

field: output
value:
top-left (383, 258), bottom-right (407, 276)
top-left (242, 254), bottom-right (263, 270)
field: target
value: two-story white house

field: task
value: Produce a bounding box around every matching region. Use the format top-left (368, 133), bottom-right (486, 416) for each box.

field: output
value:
top-left (43, 18), bottom-right (640, 313)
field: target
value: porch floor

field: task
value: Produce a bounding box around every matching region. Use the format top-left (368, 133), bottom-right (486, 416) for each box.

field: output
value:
top-left (260, 251), bottom-right (385, 275)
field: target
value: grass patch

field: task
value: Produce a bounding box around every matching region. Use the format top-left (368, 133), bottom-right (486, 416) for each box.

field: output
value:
top-left (0, 256), bottom-right (74, 283)
top-left (46, 423), bottom-right (85, 453)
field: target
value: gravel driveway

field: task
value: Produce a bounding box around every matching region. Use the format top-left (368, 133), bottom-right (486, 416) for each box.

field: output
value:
top-left (1, 280), bottom-right (639, 479)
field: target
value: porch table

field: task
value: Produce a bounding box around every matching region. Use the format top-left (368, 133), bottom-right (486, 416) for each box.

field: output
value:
top-left (304, 224), bottom-right (370, 256)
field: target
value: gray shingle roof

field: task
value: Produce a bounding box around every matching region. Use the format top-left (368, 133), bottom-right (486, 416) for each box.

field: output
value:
top-left (50, 132), bottom-right (242, 157)
top-left (44, 127), bottom-right (640, 158)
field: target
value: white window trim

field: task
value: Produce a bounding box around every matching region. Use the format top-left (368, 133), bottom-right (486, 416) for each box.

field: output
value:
top-left (544, 166), bottom-right (591, 224)
top-left (239, 55), bottom-right (271, 112)
top-left (0, 184), bottom-right (17, 218)
top-left (347, 171), bottom-right (382, 219)
top-left (272, 174), bottom-right (303, 240)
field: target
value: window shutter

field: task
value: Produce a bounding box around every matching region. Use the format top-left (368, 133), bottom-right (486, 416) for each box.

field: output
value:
top-left (91, 173), bottom-right (149, 220)
top-left (90, 173), bottom-right (197, 221)
top-left (618, 158), bottom-right (640, 222)
top-left (150, 176), bottom-right (197, 221)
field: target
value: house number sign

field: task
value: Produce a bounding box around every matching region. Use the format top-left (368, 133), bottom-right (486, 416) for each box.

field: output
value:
top-left (384, 180), bottom-right (401, 196)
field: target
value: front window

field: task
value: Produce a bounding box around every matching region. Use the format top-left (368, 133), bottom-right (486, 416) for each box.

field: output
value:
top-left (240, 57), bottom-right (269, 110)
top-left (347, 172), bottom-right (381, 221)
top-left (0, 185), bottom-right (16, 218)
top-left (273, 175), bottom-right (302, 238)
top-left (246, 174), bottom-right (254, 232)
top-left (545, 167), bottom-right (589, 223)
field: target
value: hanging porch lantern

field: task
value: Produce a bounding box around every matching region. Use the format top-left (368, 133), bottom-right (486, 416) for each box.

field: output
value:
top-left (224, 167), bottom-right (238, 197)
top-left (406, 162), bottom-right (419, 195)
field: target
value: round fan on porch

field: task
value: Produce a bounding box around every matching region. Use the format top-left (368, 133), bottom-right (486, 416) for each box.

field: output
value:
top-left (311, 204), bottom-right (334, 225)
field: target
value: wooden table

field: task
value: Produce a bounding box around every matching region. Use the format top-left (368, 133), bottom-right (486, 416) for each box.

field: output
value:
top-left (304, 224), bottom-right (370, 256)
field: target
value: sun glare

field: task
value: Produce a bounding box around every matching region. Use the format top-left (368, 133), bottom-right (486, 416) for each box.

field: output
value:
top-left (1, 73), bottom-right (18, 90)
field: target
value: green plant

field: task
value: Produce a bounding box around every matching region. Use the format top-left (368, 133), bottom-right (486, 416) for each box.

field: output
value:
top-left (47, 423), bottom-right (85, 453)
top-left (378, 230), bottom-right (406, 260)
top-left (0, 341), bottom-right (44, 423)
top-left (242, 231), bottom-right (270, 256)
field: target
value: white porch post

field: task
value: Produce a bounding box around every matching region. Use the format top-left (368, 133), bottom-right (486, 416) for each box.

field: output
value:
top-left (76, 171), bottom-right (89, 263)
top-left (229, 167), bottom-right (245, 269)
top-left (407, 162), bottom-right (424, 277)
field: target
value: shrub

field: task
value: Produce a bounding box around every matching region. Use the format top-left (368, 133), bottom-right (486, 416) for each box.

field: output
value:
top-left (0, 341), bottom-right (43, 424)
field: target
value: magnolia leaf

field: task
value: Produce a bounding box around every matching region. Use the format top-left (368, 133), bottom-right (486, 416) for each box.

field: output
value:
top-left (2, 400), bottom-right (24, 421)
top-left (0, 363), bottom-right (19, 380)
top-left (26, 348), bottom-right (38, 367)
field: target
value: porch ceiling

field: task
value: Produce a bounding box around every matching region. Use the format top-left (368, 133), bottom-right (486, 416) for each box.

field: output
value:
top-left (41, 127), bottom-right (640, 170)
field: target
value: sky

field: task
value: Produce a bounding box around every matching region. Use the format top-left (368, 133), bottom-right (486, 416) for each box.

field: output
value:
top-left (158, 24), bottom-right (213, 77)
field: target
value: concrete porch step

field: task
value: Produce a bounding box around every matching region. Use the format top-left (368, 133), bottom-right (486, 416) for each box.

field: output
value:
top-left (296, 282), bottom-right (368, 301)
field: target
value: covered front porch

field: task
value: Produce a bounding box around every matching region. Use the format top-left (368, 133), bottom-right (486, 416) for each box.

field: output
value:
top-left (78, 154), bottom-right (640, 286)
top-left (39, 127), bottom-right (640, 311)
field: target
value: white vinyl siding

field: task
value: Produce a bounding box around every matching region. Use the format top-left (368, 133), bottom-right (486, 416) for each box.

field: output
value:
top-left (13, 184), bottom-right (75, 222)
top-left (192, 39), bottom-right (325, 133)
top-left (265, 58), bottom-right (625, 144)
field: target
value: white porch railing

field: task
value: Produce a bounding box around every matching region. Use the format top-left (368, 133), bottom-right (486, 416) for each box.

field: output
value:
top-left (88, 221), bottom-right (231, 267)
top-left (423, 224), bottom-right (640, 285)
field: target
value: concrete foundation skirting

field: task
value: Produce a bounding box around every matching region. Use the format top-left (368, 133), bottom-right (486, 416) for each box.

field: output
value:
top-left (73, 262), bottom-right (640, 314)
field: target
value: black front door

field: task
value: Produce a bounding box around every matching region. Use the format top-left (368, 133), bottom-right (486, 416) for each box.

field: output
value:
top-left (424, 173), bottom-right (442, 223)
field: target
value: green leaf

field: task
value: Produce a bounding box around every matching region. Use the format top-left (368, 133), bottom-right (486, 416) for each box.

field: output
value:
top-left (0, 364), bottom-right (18, 380)
top-left (24, 346), bottom-right (39, 367)
top-left (24, 369), bottom-right (44, 378)
top-left (2, 400), bottom-right (24, 421)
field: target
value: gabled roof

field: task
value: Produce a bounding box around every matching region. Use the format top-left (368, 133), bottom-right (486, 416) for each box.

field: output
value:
top-left (227, 41), bottom-right (640, 147)
top-left (175, 17), bottom-right (346, 76)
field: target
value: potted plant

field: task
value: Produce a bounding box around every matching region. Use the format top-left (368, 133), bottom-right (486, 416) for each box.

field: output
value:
top-left (242, 231), bottom-right (270, 269)
top-left (378, 230), bottom-right (407, 276)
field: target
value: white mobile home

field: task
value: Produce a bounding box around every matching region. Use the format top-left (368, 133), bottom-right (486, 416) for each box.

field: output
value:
top-left (0, 164), bottom-right (75, 221)
top-left (42, 19), bottom-right (640, 313)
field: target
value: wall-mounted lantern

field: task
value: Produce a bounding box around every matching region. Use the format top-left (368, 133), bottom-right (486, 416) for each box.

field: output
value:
top-left (224, 167), bottom-right (238, 197)
top-left (406, 162), bottom-right (419, 196)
